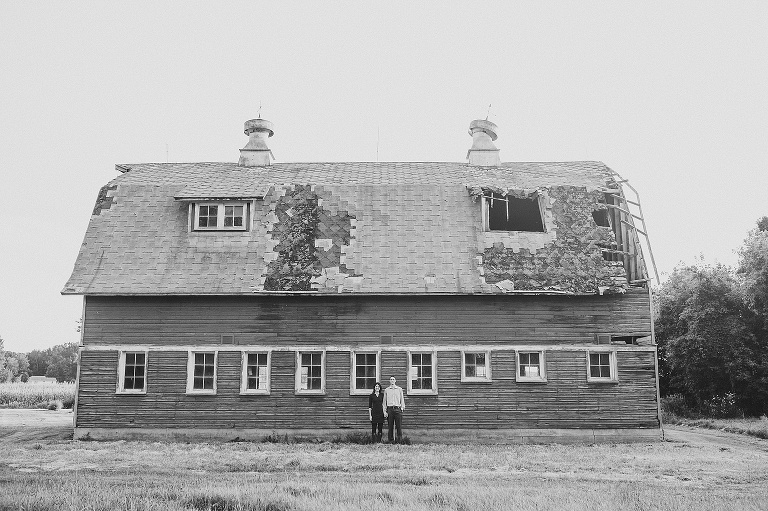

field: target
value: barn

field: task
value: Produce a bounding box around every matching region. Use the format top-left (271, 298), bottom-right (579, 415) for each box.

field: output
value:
top-left (62, 118), bottom-right (662, 443)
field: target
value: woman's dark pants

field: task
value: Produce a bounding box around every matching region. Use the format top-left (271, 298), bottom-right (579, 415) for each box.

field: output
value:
top-left (371, 420), bottom-right (383, 442)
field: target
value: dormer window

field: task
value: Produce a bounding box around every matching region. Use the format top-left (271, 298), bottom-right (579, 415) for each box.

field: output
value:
top-left (193, 202), bottom-right (247, 231)
top-left (483, 192), bottom-right (545, 232)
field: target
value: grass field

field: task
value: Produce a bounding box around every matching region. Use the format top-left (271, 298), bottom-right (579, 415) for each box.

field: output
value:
top-left (665, 414), bottom-right (768, 440)
top-left (2, 420), bottom-right (768, 511)
top-left (0, 381), bottom-right (75, 409)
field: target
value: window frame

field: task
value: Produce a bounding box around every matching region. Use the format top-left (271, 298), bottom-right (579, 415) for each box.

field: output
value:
top-left (350, 350), bottom-right (381, 396)
top-left (515, 350), bottom-right (547, 383)
top-left (116, 350), bottom-right (148, 394)
top-left (460, 350), bottom-right (492, 383)
top-left (240, 350), bottom-right (271, 395)
top-left (407, 350), bottom-right (438, 395)
top-left (295, 350), bottom-right (326, 395)
top-left (186, 350), bottom-right (218, 395)
top-left (586, 349), bottom-right (618, 383)
top-left (193, 202), bottom-right (247, 231)
top-left (482, 191), bottom-right (546, 233)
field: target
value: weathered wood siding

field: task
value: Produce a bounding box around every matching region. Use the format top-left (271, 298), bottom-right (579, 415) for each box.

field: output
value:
top-left (82, 290), bottom-right (651, 346)
top-left (76, 290), bottom-right (658, 430)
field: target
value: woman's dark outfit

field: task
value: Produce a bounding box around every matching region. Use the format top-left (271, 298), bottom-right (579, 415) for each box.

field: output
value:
top-left (369, 391), bottom-right (385, 442)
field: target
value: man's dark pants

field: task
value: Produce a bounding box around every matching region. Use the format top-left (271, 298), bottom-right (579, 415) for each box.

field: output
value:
top-left (387, 406), bottom-right (403, 442)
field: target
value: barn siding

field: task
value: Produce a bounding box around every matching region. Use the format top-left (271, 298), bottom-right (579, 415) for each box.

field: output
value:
top-left (76, 290), bottom-right (658, 431)
top-left (81, 290), bottom-right (651, 346)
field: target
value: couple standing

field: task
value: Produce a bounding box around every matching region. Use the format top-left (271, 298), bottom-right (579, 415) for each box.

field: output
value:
top-left (368, 376), bottom-right (405, 443)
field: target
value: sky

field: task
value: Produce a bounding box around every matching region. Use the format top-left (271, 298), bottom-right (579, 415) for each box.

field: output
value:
top-left (1, 2), bottom-right (766, 353)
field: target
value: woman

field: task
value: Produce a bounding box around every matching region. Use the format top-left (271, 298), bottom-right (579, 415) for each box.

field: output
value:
top-left (368, 382), bottom-right (385, 442)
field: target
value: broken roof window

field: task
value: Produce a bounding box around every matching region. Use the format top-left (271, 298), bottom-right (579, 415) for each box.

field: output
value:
top-left (484, 192), bottom-right (545, 232)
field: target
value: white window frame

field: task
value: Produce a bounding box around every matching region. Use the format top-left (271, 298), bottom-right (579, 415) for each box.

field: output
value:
top-left (240, 350), bottom-right (271, 395)
top-left (586, 349), bottom-right (618, 383)
top-left (516, 350), bottom-right (547, 383)
top-left (186, 350), bottom-right (218, 395)
top-left (460, 350), bottom-right (492, 382)
top-left (350, 351), bottom-right (381, 395)
top-left (116, 350), bottom-right (148, 394)
top-left (295, 350), bottom-right (326, 395)
top-left (407, 350), bottom-right (438, 395)
top-left (193, 202), bottom-right (247, 231)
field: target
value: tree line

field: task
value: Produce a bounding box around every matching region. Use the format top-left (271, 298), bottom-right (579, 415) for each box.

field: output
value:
top-left (656, 216), bottom-right (768, 417)
top-left (0, 339), bottom-right (78, 383)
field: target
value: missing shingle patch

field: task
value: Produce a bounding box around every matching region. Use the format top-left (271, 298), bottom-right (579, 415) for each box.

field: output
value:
top-left (263, 185), bottom-right (358, 292)
top-left (92, 185), bottom-right (117, 215)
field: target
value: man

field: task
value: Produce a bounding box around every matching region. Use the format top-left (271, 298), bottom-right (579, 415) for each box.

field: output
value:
top-left (383, 376), bottom-right (405, 443)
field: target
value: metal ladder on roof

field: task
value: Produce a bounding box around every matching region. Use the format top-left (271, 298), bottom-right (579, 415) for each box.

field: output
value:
top-left (603, 169), bottom-right (660, 285)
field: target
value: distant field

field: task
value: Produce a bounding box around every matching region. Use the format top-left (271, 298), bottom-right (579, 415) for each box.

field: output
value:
top-left (0, 382), bottom-right (75, 409)
top-left (1, 412), bottom-right (768, 511)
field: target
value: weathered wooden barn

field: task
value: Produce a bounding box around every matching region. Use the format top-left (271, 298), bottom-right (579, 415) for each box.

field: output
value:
top-left (63, 118), bottom-right (662, 443)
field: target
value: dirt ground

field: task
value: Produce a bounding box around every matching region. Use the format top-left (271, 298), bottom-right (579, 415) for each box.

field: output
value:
top-left (1, 408), bottom-right (767, 452)
top-left (0, 409), bottom-right (73, 443)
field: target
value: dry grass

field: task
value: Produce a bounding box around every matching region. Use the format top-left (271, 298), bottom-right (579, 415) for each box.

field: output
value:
top-left (0, 381), bottom-right (75, 409)
top-left (665, 414), bottom-right (768, 440)
top-left (1, 433), bottom-right (768, 510)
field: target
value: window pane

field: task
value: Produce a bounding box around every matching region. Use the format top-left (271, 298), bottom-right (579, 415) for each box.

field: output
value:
top-left (224, 216), bottom-right (233, 227)
top-left (530, 353), bottom-right (539, 365)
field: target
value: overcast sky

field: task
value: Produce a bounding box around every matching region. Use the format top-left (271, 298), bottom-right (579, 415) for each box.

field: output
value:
top-left (1, 2), bottom-right (766, 353)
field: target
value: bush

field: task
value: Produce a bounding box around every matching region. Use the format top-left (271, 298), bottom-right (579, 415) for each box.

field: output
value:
top-left (661, 394), bottom-right (695, 419)
top-left (46, 399), bottom-right (63, 411)
top-left (703, 393), bottom-right (743, 418)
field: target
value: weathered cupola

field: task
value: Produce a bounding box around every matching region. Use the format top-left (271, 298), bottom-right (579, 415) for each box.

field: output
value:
top-left (466, 119), bottom-right (500, 166)
top-left (238, 118), bottom-right (275, 166)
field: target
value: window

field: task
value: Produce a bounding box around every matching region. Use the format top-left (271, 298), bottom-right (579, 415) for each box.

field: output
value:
top-left (587, 350), bottom-right (617, 382)
top-left (408, 351), bottom-right (437, 394)
top-left (240, 351), bottom-right (270, 394)
top-left (193, 203), bottom-right (247, 231)
top-left (351, 351), bottom-right (380, 395)
top-left (295, 351), bottom-right (325, 394)
top-left (461, 351), bottom-right (491, 382)
top-left (516, 351), bottom-right (547, 383)
top-left (186, 351), bottom-right (218, 394)
top-left (117, 351), bottom-right (147, 394)
top-left (484, 192), bottom-right (545, 232)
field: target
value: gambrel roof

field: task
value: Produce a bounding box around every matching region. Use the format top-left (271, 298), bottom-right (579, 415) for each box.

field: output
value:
top-left (63, 161), bottom-right (634, 296)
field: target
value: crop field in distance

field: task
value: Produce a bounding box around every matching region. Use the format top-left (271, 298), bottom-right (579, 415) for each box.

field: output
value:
top-left (0, 382), bottom-right (75, 409)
